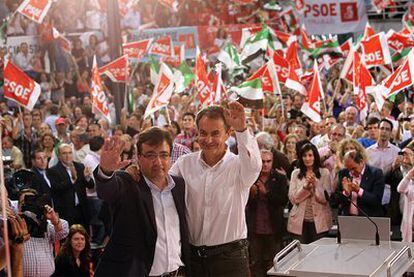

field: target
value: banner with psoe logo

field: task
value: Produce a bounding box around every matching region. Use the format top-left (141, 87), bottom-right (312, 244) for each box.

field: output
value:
top-left (300, 0), bottom-right (368, 35)
top-left (17, 0), bottom-right (52, 24)
top-left (4, 60), bottom-right (41, 111)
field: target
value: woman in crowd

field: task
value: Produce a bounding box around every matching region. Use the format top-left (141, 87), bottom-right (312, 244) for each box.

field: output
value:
top-left (287, 143), bottom-right (333, 244)
top-left (53, 224), bottom-right (91, 277)
top-left (284, 134), bottom-right (299, 164)
top-left (40, 133), bottom-right (57, 161)
top-left (336, 138), bottom-right (367, 174)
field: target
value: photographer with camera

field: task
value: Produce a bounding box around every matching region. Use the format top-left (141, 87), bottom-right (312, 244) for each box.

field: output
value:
top-left (18, 189), bottom-right (69, 277)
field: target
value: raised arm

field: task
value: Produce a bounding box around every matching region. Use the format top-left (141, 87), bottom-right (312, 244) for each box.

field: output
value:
top-left (224, 101), bottom-right (262, 189)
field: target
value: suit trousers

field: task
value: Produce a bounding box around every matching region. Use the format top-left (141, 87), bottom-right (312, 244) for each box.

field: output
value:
top-left (190, 240), bottom-right (249, 277)
top-left (249, 234), bottom-right (281, 277)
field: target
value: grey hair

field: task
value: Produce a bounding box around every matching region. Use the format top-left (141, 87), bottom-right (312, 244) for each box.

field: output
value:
top-left (255, 132), bottom-right (275, 151)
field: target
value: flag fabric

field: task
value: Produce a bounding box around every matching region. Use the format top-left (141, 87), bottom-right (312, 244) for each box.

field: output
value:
top-left (148, 36), bottom-right (174, 57)
top-left (90, 56), bottom-right (111, 123)
top-left (363, 22), bottom-right (376, 40)
top-left (340, 38), bottom-right (353, 57)
top-left (353, 51), bottom-right (374, 120)
top-left (310, 37), bottom-right (342, 58)
top-left (144, 63), bottom-right (175, 118)
top-left (4, 60), bottom-right (41, 111)
top-left (218, 43), bottom-right (242, 71)
top-left (173, 61), bottom-right (194, 93)
top-left (122, 39), bottom-right (152, 59)
top-left (211, 63), bottom-right (226, 103)
top-left (381, 49), bottom-right (414, 99)
top-left (285, 64), bottom-right (307, 95)
top-left (240, 23), bottom-right (271, 60)
top-left (340, 48), bottom-right (354, 84)
top-left (98, 55), bottom-right (129, 83)
top-left (371, 0), bottom-right (396, 14)
top-left (195, 48), bottom-right (213, 107)
top-left (17, 0), bottom-right (52, 24)
top-left (271, 51), bottom-right (290, 83)
top-left (387, 30), bottom-right (414, 53)
top-left (360, 32), bottom-right (392, 67)
top-left (301, 61), bottom-right (324, 123)
top-left (231, 78), bottom-right (264, 109)
top-left (285, 41), bottom-right (302, 74)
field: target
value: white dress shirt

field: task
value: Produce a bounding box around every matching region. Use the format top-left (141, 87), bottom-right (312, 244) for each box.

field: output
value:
top-left (170, 129), bottom-right (262, 246)
top-left (145, 176), bottom-right (183, 276)
top-left (83, 151), bottom-right (100, 197)
top-left (367, 142), bottom-right (400, 175)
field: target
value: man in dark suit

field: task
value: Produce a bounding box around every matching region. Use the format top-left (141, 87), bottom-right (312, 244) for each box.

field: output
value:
top-left (335, 150), bottom-right (385, 217)
top-left (47, 143), bottom-right (94, 228)
top-left (30, 150), bottom-right (53, 206)
top-left (94, 127), bottom-right (191, 277)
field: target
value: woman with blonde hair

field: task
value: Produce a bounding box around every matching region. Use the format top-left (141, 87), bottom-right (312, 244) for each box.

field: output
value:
top-left (337, 138), bottom-right (367, 168)
top-left (283, 134), bottom-right (299, 164)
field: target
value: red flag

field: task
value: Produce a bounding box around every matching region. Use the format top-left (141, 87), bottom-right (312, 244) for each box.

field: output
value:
top-left (122, 39), bottom-right (152, 59)
top-left (91, 57), bottom-right (111, 123)
top-left (353, 52), bottom-right (374, 120)
top-left (272, 51), bottom-right (290, 83)
top-left (340, 38), bottom-right (353, 57)
top-left (144, 63), bottom-right (175, 117)
top-left (363, 23), bottom-right (376, 40)
top-left (4, 60), bottom-right (41, 111)
top-left (300, 27), bottom-right (314, 51)
top-left (98, 55), bottom-right (129, 83)
top-left (371, 0), bottom-right (396, 13)
top-left (285, 41), bottom-right (302, 74)
top-left (149, 36), bottom-right (174, 57)
top-left (340, 49), bottom-right (354, 84)
top-left (285, 64), bottom-right (307, 96)
top-left (301, 61), bottom-right (324, 123)
top-left (361, 33), bottom-right (392, 67)
top-left (387, 30), bottom-right (414, 53)
top-left (17, 0), bottom-right (52, 24)
top-left (195, 49), bottom-right (212, 107)
top-left (381, 50), bottom-right (414, 99)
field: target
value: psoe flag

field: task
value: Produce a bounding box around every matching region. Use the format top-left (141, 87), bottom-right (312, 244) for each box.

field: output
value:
top-left (299, 0), bottom-right (368, 35)
top-left (4, 60), bottom-right (41, 111)
top-left (17, 0), bottom-right (52, 24)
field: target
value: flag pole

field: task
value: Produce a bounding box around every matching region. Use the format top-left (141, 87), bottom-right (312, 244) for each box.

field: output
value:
top-left (0, 129), bottom-right (12, 277)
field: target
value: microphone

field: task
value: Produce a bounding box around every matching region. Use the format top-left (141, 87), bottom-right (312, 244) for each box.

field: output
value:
top-left (342, 194), bottom-right (380, 245)
top-left (324, 190), bottom-right (341, 244)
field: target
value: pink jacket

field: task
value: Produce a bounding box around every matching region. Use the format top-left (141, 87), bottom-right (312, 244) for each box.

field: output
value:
top-left (287, 168), bottom-right (333, 235)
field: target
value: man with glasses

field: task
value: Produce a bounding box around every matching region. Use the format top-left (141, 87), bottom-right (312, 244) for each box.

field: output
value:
top-left (94, 127), bottom-right (191, 277)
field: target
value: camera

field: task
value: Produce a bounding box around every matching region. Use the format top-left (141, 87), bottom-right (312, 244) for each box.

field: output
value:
top-left (20, 193), bottom-right (49, 238)
top-left (6, 169), bottom-right (36, 200)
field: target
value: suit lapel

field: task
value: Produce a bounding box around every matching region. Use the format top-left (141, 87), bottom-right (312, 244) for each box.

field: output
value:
top-left (139, 178), bottom-right (157, 233)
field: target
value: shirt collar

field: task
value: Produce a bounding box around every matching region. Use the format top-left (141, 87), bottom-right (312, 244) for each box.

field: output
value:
top-left (144, 174), bottom-right (175, 193)
top-left (198, 147), bottom-right (230, 169)
top-left (374, 142), bottom-right (391, 149)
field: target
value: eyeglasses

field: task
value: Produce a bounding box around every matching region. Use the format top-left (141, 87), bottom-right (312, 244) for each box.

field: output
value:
top-left (141, 152), bottom-right (170, 161)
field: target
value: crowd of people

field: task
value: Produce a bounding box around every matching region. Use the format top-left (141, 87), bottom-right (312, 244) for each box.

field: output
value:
top-left (2, 0), bottom-right (414, 277)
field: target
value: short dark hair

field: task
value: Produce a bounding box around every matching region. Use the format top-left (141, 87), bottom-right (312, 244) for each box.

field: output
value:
top-left (31, 149), bottom-right (45, 160)
top-left (196, 106), bottom-right (229, 130)
top-left (183, 112), bottom-right (196, 120)
top-left (366, 117), bottom-right (380, 127)
top-left (136, 127), bottom-right (172, 154)
top-left (379, 118), bottom-right (394, 131)
top-left (89, 136), bottom-right (104, 152)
